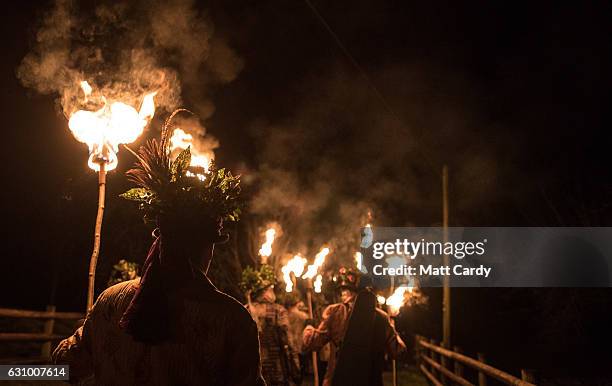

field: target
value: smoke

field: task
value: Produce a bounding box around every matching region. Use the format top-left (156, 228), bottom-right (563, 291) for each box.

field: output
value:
top-left (249, 64), bottom-right (502, 263)
top-left (18, 0), bottom-right (243, 129)
top-left (168, 114), bottom-right (219, 162)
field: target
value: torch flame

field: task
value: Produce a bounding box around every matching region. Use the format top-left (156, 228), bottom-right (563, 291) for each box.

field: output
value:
top-left (258, 228), bottom-right (277, 264)
top-left (355, 251), bottom-right (368, 273)
top-left (68, 81), bottom-right (156, 171)
top-left (302, 246), bottom-right (330, 280)
top-left (385, 280), bottom-right (415, 317)
top-left (385, 286), bottom-right (411, 316)
top-left (355, 251), bottom-right (363, 270)
top-left (80, 81), bottom-right (92, 99)
top-left (281, 254), bottom-right (307, 292)
top-left (169, 128), bottom-right (213, 179)
top-left (314, 274), bottom-right (323, 293)
top-left (139, 92), bottom-right (156, 121)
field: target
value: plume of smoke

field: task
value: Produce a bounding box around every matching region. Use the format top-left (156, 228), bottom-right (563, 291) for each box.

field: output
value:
top-left (18, 0), bottom-right (243, 122)
top-left (250, 65), bottom-right (501, 261)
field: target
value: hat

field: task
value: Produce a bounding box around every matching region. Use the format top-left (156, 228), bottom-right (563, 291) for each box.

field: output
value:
top-left (120, 111), bottom-right (241, 227)
top-left (240, 264), bottom-right (276, 296)
top-left (332, 267), bottom-right (359, 291)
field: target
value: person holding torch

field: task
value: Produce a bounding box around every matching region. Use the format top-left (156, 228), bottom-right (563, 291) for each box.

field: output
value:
top-left (302, 267), bottom-right (406, 386)
top-left (241, 265), bottom-right (302, 386)
top-left (53, 120), bottom-right (264, 386)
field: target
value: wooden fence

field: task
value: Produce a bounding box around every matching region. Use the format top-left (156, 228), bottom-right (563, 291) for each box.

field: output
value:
top-left (0, 306), bottom-right (83, 364)
top-left (416, 335), bottom-right (537, 386)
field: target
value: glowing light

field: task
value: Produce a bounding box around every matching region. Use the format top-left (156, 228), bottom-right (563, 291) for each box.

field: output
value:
top-left (68, 81), bottom-right (156, 171)
top-left (386, 286), bottom-right (410, 316)
top-left (169, 128), bottom-right (213, 179)
top-left (355, 251), bottom-right (368, 273)
top-left (302, 247), bottom-right (330, 279)
top-left (355, 251), bottom-right (363, 269)
top-left (314, 274), bottom-right (323, 293)
top-left (80, 80), bottom-right (92, 98)
top-left (385, 279), bottom-right (416, 316)
top-left (258, 228), bottom-right (277, 263)
top-left (377, 295), bottom-right (386, 305)
top-left (281, 254), bottom-right (307, 292)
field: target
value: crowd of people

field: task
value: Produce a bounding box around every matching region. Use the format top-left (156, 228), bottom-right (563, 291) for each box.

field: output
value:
top-left (245, 267), bottom-right (406, 386)
top-left (51, 130), bottom-right (405, 385)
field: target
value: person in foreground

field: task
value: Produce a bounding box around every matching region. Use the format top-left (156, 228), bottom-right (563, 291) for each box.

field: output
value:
top-left (303, 268), bottom-right (406, 386)
top-left (53, 119), bottom-right (265, 386)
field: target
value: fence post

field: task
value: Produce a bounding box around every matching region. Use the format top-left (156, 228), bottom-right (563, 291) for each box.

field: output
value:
top-left (429, 339), bottom-right (438, 381)
top-left (521, 369), bottom-right (535, 383)
top-left (477, 353), bottom-right (487, 386)
top-left (440, 341), bottom-right (448, 385)
top-left (453, 346), bottom-right (464, 378)
top-left (40, 305), bottom-right (56, 361)
top-left (415, 335), bottom-right (422, 365)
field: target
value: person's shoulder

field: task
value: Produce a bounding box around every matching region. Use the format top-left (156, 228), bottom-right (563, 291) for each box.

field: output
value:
top-left (211, 289), bottom-right (254, 323)
top-left (90, 279), bottom-right (139, 319)
top-left (323, 302), bottom-right (345, 316)
top-left (97, 279), bottom-right (139, 305)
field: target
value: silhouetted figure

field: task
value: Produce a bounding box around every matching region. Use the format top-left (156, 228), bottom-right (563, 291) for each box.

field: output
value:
top-left (303, 268), bottom-right (405, 386)
top-left (249, 285), bottom-right (298, 385)
top-left (53, 127), bottom-right (263, 385)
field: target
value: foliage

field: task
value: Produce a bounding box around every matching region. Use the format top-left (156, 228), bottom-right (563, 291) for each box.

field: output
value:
top-left (107, 259), bottom-right (140, 287)
top-left (239, 264), bottom-right (276, 294)
top-left (120, 111), bottom-right (241, 223)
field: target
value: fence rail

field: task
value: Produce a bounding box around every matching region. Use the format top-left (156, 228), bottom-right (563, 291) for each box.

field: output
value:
top-left (0, 308), bottom-right (83, 320)
top-left (0, 306), bottom-right (83, 365)
top-left (416, 335), bottom-right (536, 386)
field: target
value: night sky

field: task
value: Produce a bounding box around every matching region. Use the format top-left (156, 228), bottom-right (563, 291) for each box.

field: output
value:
top-left (1, 1), bottom-right (611, 381)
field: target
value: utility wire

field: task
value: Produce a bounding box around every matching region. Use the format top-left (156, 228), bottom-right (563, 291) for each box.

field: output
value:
top-left (302, 0), bottom-right (439, 173)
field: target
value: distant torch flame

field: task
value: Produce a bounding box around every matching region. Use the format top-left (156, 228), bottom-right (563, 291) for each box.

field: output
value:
top-left (80, 81), bottom-right (92, 99)
top-left (258, 228), bottom-right (277, 264)
top-left (302, 246), bottom-right (330, 279)
top-left (169, 128), bottom-right (213, 180)
top-left (281, 254), bottom-right (307, 292)
top-left (385, 285), bottom-right (414, 316)
top-left (314, 274), bottom-right (323, 293)
top-left (355, 251), bottom-right (363, 270)
top-left (355, 251), bottom-right (368, 274)
top-left (68, 81), bottom-right (156, 171)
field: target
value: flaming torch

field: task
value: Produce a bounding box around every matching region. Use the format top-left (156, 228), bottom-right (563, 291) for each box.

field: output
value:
top-left (302, 247), bottom-right (330, 280)
top-left (385, 285), bottom-right (414, 317)
top-left (302, 246), bottom-right (330, 386)
top-left (67, 81), bottom-right (156, 312)
top-left (313, 274), bottom-right (323, 293)
top-left (258, 227), bottom-right (277, 265)
top-left (281, 254), bottom-right (307, 292)
top-left (384, 284), bottom-right (413, 386)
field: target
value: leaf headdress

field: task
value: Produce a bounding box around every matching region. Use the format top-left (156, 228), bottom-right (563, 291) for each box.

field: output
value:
top-left (121, 110), bottom-right (241, 223)
top-left (239, 264), bottom-right (277, 295)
